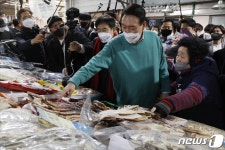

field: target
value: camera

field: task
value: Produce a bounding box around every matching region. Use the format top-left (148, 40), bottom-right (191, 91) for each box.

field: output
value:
top-left (66, 7), bottom-right (80, 30)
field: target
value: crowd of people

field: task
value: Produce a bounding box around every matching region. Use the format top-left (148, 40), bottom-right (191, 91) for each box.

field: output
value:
top-left (0, 3), bottom-right (225, 129)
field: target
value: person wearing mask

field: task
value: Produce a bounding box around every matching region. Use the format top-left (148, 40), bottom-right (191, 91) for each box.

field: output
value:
top-left (0, 11), bottom-right (15, 38)
top-left (66, 7), bottom-right (80, 32)
top-left (12, 19), bottom-right (20, 34)
top-left (194, 23), bottom-right (203, 37)
top-left (180, 18), bottom-right (196, 36)
top-left (106, 12), bottom-right (121, 34)
top-left (45, 16), bottom-right (93, 77)
top-left (91, 14), bottom-right (117, 103)
top-left (151, 37), bottom-right (224, 129)
top-left (0, 18), bottom-right (13, 40)
top-left (209, 25), bottom-right (225, 56)
top-left (75, 13), bottom-right (93, 38)
top-left (150, 25), bottom-right (160, 36)
top-left (15, 9), bottom-right (46, 66)
top-left (202, 24), bottom-right (214, 42)
top-left (160, 19), bottom-right (175, 43)
top-left (8, 22), bottom-right (14, 28)
top-left (61, 4), bottom-right (170, 108)
top-left (173, 23), bottom-right (180, 35)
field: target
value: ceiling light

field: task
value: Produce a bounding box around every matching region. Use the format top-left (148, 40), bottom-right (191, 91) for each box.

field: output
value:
top-left (212, 0), bottom-right (225, 10)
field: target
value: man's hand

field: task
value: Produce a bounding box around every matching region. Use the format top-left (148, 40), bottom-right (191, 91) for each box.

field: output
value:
top-left (31, 34), bottom-right (45, 45)
top-left (69, 41), bottom-right (82, 52)
top-left (60, 82), bottom-right (76, 99)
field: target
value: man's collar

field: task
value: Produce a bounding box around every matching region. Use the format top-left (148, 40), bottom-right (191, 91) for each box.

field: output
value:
top-left (137, 31), bottom-right (144, 42)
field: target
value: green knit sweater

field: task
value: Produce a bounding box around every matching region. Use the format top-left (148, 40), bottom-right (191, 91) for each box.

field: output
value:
top-left (69, 30), bottom-right (170, 108)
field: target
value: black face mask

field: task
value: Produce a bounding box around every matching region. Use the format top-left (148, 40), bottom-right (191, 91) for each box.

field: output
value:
top-left (211, 33), bottom-right (222, 41)
top-left (80, 22), bottom-right (89, 29)
top-left (54, 27), bottom-right (65, 37)
top-left (161, 29), bottom-right (172, 37)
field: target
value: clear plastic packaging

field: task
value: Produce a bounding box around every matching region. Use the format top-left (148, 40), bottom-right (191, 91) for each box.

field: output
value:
top-left (108, 130), bottom-right (213, 150)
top-left (0, 108), bottom-right (106, 150)
top-left (78, 94), bottom-right (94, 135)
top-left (41, 72), bottom-right (65, 82)
top-left (94, 126), bottom-right (128, 146)
top-left (0, 127), bottom-right (106, 150)
top-left (0, 108), bottom-right (38, 122)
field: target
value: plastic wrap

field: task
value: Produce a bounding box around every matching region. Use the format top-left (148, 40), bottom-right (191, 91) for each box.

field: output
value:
top-left (94, 126), bottom-right (128, 145)
top-left (1, 127), bottom-right (106, 150)
top-left (108, 130), bottom-right (213, 150)
top-left (0, 59), bottom-right (34, 70)
top-left (0, 108), bottom-right (38, 122)
top-left (78, 94), bottom-right (94, 135)
top-left (0, 68), bottom-right (35, 81)
top-left (5, 92), bottom-right (28, 102)
top-left (71, 86), bottom-right (102, 100)
top-left (120, 120), bottom-right (185, 137)
top-left (40, 72), bottom-right (65, 82)
top-left (0, 108), bottom-right (44, 147)
top-left (0, 108), bottom-right (106, 150)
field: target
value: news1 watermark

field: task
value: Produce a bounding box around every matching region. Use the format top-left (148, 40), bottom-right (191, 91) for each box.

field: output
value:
top-left (178, 134), bottom-right (225, 148)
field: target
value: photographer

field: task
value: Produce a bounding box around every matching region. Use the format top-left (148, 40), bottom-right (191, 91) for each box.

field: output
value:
top-left (75, 13), bottom-right (93, 38)
top-left (45, 16), bottom-right (93, 77)
top-left (66, 7), bottom-right (80, 31)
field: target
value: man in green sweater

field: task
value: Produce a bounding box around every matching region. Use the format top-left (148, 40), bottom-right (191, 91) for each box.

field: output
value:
top-left (61, 4), bottom-right (170, 108)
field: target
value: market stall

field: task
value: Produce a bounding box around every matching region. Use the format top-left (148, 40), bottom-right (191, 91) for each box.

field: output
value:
top-left (0, 40), bottom-right (225, 150)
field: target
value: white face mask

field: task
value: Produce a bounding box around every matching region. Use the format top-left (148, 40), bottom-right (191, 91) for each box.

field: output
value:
top-left (203, 33), bottom-right (211, 40)
top-left (98, 32), bottom-right (112, 43)
top-left (197, 31), bottom-right (202, 36)
top-left (152, 30), bottom-right (158, 35)
top-left (22, 18), bottom-right (35, 28)
top-left (2, 17), bottom-right (8, 24)
top-left (0, 27), bottom-right (5, 32)
top-left (123, 32), bottom-right (141, 44)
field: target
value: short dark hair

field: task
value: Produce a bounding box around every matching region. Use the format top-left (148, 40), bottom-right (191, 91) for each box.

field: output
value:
top-left (17, 8), bottom-right (33, 20)
top-left (106, 13), bottom-right (116, 20)
top-left (181, 18), bottom-right (196, 28)
top-left (177, 37), bottom-right (209, 66)
top-left (161, 19), bottom-right (175, 29)
top-left (0, 18), bottom-right (6, 27)
top-left (12, 19), bottom-right (19, 27)
top-left (96, 14), bottom-right (115, 29)
top-left (66, 7), bottom-right (79, 20)
top-left (0, 11), bottom-right (6, 17)
top-left (121, 3), bottom-right (146, 25)
top-left (174, 23), bottom-right (180, 32)
top-left (79, 13), bottom-right (91, 20)
top-left (204, 24), bottom-right (214, 33)
top-left (195, 23), bottom-right (203, 31)
top-left (8, 22), bottom-right (13, 26)
top-left (150, 25), bottom-right (159, 31)
top-left (209, 25), bottom-right (225, 34)
top-left (47, 16), bottom-right (63, 28)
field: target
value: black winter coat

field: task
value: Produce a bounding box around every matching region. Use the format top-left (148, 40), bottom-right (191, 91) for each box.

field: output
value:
top-left (15, 27), bottom-right (46, 65)
top-left (45, 30), bottom-right (93, 76)
top-left (0, 30), bottom-right (13, 41)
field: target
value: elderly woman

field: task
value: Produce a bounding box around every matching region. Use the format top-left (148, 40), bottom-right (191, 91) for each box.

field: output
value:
top-left (151, 37), bottom-right (224, 129)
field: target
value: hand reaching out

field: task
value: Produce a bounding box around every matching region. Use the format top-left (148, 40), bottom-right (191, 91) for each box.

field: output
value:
top-left (31, 34), bottom-right (45, 45)
top-left (69, 41), bottom-right (82, 52)
top-left (59, 82), bottom-right (76, 99)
